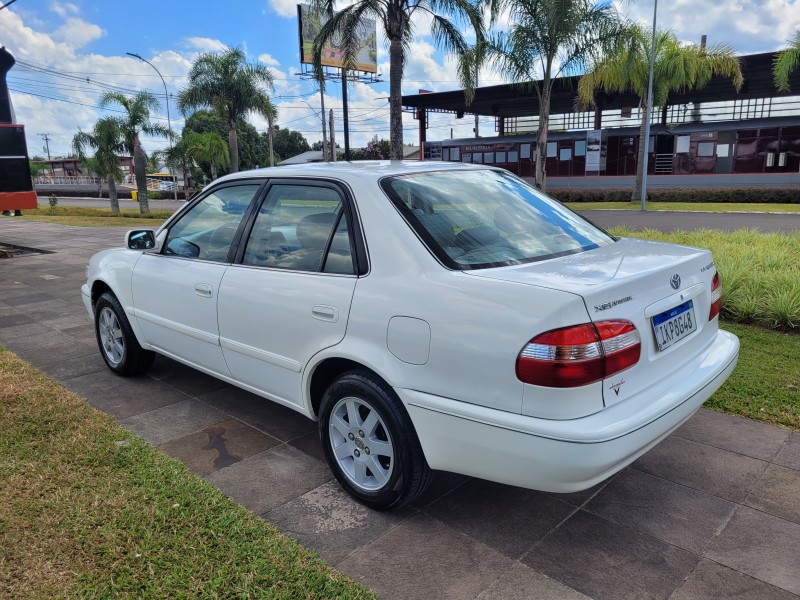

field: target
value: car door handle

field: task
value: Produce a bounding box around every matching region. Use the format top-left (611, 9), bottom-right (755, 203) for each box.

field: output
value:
top-left (311, 305), bottom-right (339, 322)
top-left (194, 283), bottom-right (213, 298)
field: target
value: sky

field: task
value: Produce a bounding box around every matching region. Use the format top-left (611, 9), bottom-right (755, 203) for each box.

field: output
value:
top-left (1, 0), bottom-right (798, 160)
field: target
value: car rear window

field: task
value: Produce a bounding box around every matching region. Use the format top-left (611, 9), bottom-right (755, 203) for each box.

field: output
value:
top-left (380, 169), bottom-right (615, 270)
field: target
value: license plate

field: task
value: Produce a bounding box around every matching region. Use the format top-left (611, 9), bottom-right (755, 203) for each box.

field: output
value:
top-left (651, 300), bottom-right (697, 352)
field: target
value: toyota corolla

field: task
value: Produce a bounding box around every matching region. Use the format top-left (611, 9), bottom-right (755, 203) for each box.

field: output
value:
top-left (82, 162), bottom-right (739, 509)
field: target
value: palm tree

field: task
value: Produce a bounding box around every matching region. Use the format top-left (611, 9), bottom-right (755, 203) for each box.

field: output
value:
top-left (463, 0), bottom-right (625, 191)
top-left (578, 26), bottom-right (743, 201)
top-left (178, 47), bottom-right (275, 174)
top-left (72, 118), bottom-right (126, 215)
top-left (99, 91), bottom-right (171, 216)
top-left (310, 0), bottom-right (485, 161)
top-left (81, 155), bottom-right (106, 198)
top-left (774, 30), bottom-right (800, 92)
top-left (164, 139), bottom-right (193, 192)
top-left (183, 131), bottom-right (230, 181)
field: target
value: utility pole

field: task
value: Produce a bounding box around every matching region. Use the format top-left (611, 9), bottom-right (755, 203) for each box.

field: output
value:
top-left (341, 69), bottom-right (350, 160)
top-left (319, 87), bottom-right (328, 161)
top-left (268, 123), bottom-right (275, 167)
top-left (38, 133), bottom-right (51, 160)
top-left (329, 109), bottom-right (336, 162)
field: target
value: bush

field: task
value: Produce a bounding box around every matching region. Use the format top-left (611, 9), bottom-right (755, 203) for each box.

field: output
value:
top-left (38, 189), bottom-right (187, 200)
top-left (549, 187), bottom-right (800, 203)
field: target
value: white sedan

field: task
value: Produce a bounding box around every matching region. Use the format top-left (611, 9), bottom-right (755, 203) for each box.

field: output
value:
top-left (82, 162), bottom-right (739, 510)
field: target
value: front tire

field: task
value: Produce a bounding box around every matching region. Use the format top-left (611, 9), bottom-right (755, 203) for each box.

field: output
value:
top-left (94, 292), bottom-right (155, 376)
top-left (319, 369), bottom-right (431, 510)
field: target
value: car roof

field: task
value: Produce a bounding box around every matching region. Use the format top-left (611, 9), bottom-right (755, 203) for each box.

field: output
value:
top-left (213, 160), bottom-right (494, 186)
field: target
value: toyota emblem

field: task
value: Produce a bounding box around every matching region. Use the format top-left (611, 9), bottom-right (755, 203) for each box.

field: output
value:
top-left (670, 274), bottom-right (681, 289)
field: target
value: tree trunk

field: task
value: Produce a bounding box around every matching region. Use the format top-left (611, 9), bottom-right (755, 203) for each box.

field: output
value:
top-left (228, 119), bottom-right (239, 173)
top-left (389, 37), bottom-right (404, 160)
top-left (211, 162), bottom-right (218, 180)
top-left (535, 83), bottom-right (552, 191)
top-left (97, 177), bottom-right (103, 198)
top-left (182, 159), bottom-right (189, 193)
top-left (107, 175), bottom-right (120, 216)
top-left (632, 97), bottom-right (649, 203)
top-left (133, 134), bottom-right (150, 215)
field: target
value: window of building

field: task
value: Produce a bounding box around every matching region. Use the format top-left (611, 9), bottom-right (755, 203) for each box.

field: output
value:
top-left (697, 142), bottom-right (715, 157)
top-left (574, 141), bottom-right (586, 156)
top-left (507, 151), bottom-right (519, 163)
top-left (716, 144), bottom-right (730, 158)
top-left (484, 152), bottom-right (494, 164)
top-left (450, 147), bottom-right (460, 161)
top-left (559, 148), bottom-right (572, 161)
top-left (520, 143), bottom-right (531, 159)
top-left (676, 136), bottom-right (691, 153)
top-left (547, 142), bottom-right (557, 157)
top-left (496, 151), bottom-right (506, 163)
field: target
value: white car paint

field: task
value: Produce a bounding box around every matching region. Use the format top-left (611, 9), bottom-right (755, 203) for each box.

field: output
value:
top-left (82, 161), bottom-right (739, 493)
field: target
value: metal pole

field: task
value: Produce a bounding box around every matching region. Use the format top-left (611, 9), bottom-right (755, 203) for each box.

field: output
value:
top-left (341, 68), bottom-right (350, 160)
top-left (319, 88), bottom-right (328, 161)
top-left (127, 52), bottom-right (178, 202)
top-left (268, 123), bottom-right (275, 167)
top-left (329, 109), bottom-right (336, 162)
top-left (640, 0), bottom-right (658, 211)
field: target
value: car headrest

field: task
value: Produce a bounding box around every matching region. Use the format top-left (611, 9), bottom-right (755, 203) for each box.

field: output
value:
top-left (296, 212), bottom-right (336, 249)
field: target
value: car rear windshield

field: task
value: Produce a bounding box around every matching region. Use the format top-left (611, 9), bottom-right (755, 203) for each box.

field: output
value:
top-left (380, 169), bottom-right (615, 270)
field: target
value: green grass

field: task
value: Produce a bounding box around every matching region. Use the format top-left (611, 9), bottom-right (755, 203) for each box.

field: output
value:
top-left (16, 206), bottom-right (173, 227)
top-left (0, 348), bottom-right (375, 599)
top-left (611, 227), bottom-right (800, 332)
top-left (710, 322), bottom-right (799, 429)
top-left (567, 201), bottom-right (800, 213)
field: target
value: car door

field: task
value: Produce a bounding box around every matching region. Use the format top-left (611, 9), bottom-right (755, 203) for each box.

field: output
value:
top-left (131, 181), bottom-right (263, 376)
top-left (217, 180), bottom-right (360, 409)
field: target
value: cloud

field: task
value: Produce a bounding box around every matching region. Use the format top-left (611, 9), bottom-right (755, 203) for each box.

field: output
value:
top-left (267, 0), bottom-right (298, 18)
top-left (51, 17), bottom-right (105, 49)
top-left (184, 36), bottom-right (228, 52)
top-left (51, 2), bottom-right (79, 18)
top-left (258, 53), bottom-right (281, 67)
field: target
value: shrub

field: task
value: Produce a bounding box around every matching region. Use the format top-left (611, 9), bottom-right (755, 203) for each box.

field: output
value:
top-left (549, 187), bottom-right (800, 203)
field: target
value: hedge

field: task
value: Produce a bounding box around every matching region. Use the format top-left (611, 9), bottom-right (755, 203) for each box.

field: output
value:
top-left (549, 187), bottom-right (800, 203)
top-left (37, 189), bottom-right (188, 200)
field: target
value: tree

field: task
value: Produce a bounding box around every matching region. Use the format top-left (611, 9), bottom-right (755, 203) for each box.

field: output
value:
top-left (182, 131), bottom-right (230, 181)
top-left (72, 118), bottom-right (126, 215)
top-left (465, 0), bottom-right (625, 191)
top-left (774, 30), bottom-right (800, 92)
top-left (182, 110), bottom-right (268, 176)
top-left (178, 47), bottom-right (276, 174)
top-left (271, 126), bottom-right (311, 162)
top-left (81, 156), bottom-right (106, 198)
top-left (310, 0), bottom-right (485, 160)
top-left (99, 91), bottom-right (171, 216)
top-left (578, 26), bottom-right (743, 201)
top-left (350, 136), bottom-right (390, 160)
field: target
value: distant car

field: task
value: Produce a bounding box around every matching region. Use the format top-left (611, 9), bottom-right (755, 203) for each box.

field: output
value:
top-left (82, 162), bottom-right (739, 510)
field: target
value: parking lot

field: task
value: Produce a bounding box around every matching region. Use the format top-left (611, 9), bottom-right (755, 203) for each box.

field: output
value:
top-left (1, 219), bottom-right (798, 599)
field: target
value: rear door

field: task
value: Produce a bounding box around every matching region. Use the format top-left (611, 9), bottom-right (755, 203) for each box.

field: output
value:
top-left (217, 180), bottom-right (360, 409)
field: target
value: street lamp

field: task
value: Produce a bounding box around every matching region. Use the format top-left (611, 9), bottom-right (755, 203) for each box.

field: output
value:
top-left (126, 52), bottom-right (178, 202)
top-left (640, 0), bottom-right (658, 211)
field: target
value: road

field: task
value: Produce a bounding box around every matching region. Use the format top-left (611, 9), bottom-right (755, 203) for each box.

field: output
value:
top-left (33, 195), bottom-right (800, 233)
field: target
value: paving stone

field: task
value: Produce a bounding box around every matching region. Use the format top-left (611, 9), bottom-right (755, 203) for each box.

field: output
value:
top-left (159, 367), bottom-right (230, 397)
top-left (672, 559), bottom-right (799, 600)
top-left (3, 292), bottom-right (53, 306)
top-left (337, 513), bottom-right (513, 600)
top-left (205, 444), bottom-right (332, 514)
top-left (3, 330), bottom-right (76, 351)
top-left (523, 510), bottom-right (699, 600)
top-left (198, 386), bottom-right (316, 442)
top-left (774, 432), bottom-right (800, 471)
top-left (266, 481), bottom-right (413, 566)
top-left (59, 324), bottom-right (98, 343)
top-left (0, 322), bottom-right (53, 341)
top-left (39, 352), bottom-right (108, 380)
top-left (0, 313), bottom-right (35, 328)
top-left (675, 408), bottom-right (791, 461)
top-left (121, 398), bottom-right (228, 445)
top-left (585, 468), bottom-right (735, 554)
top-left (632, 435), bottom-right (768, 503)
top-left (85, 381), bottom-right (191, 420)
top-left (744, 464), bottom-right (800, 525)
top-left (547, 479), bottom-right (614, 507)
top-left (476, 563), bottom-right (591, 600)
top-left (409, 470), bottom-right (471, 510)
top-left (426, 479), bottom-right (575, 559)
top-left (40, 315), bottom-right (92, 331)
top-left (706, 506), bottom-right (800, 595)
top-left (60, 369), bottom-right (151, 398)
top-left (287, 430), bottom-right (326, 462)
top-left (14, 341), bottom-right (97, 366)
top-left (158, 418), bottom-right (280, 477)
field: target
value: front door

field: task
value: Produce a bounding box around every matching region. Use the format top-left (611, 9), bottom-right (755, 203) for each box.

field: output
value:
top-left (217, 181), bottom-right (359, 409)
top-left (131, 181), bottom-right (263, 375)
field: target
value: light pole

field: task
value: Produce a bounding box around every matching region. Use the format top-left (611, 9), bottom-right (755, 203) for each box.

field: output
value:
top-left (640, 0), bottom-right (658, 211)
top-left (127, 52), bottom-right (178, 202)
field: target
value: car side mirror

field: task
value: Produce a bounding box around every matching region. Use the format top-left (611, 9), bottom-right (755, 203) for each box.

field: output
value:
top-left (126, 229), bottom-right (156, 250)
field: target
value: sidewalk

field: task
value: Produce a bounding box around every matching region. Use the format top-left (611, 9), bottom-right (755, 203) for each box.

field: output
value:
top-left (1, 220), bottom-right (798, 599)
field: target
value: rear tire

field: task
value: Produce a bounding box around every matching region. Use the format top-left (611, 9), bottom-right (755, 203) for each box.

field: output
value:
top-left (319, 369), bottom-right (431, 510)
top-left (94, 292), bottom-right (155, 376)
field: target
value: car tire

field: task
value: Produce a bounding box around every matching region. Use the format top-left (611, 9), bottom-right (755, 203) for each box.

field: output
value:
top-left (320, 369), bottom-right (432, 510)
top-left (94, 292), bottom-right (155, 376)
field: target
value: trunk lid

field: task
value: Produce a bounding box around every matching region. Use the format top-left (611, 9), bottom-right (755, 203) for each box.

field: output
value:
top-left (467, 237), bottom-right (719, 408)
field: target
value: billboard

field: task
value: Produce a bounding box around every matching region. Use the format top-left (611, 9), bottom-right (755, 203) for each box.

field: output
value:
top-left (297, 4), bottom-right (378, 74)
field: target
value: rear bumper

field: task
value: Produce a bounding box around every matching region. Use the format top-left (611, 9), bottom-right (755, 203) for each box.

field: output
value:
top-left (399, 329), bottom-right (739, 492)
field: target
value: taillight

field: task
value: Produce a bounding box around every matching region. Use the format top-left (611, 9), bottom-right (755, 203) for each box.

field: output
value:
top-left (709, 272), bottom-right (722, 320)
top-left (516, 320), bottom-right (641, 388)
